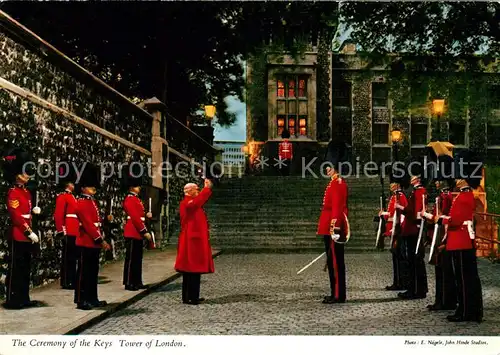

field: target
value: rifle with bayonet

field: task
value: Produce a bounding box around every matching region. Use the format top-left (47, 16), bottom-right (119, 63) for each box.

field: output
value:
top-left (374, 165), bottom-right (387, 250)
top-left (428, 196), bottom-right (442, 264)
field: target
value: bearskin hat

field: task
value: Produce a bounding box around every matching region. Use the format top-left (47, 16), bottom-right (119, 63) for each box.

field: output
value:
top-left (56, 160), bottom-right (78, 188)
top-left (120, 162), bottom-right (144, 191)
top-left (77, 163), bottom-right (101, 189)
top-left (2, 147), bottom-right (33, 184)
top-left (454, 150), bottom-right (483, 189)
top-left (435, 155), bottom-right (455, 184)
top-left (324, 140), bottom-right (349, 175)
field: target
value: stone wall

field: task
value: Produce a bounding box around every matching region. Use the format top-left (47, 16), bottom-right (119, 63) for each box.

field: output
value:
top-left (0, 24), bottom-right (215, 297)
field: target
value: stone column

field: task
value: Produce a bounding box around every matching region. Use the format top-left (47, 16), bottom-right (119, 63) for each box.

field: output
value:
top-left (141, 97), bottom-right (167, 247)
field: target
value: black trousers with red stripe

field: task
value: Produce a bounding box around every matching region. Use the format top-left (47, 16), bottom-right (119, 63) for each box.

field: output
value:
top-left (60, 235), bottom-right (77, 288)
top-left (433, 249), bottom-right (457, 308)
top-left (123, 238), bottom-right (144, 287)
top-left (450, 249), bottom-right (483, 320)
top-left (405, 234), bottom-right (428, 296)
top-left (74, 247), bottom-right (100, 305)
top-left (5, 240), bottom-right (33, 306)
top-left (323, 235), bottom-right (346, 301)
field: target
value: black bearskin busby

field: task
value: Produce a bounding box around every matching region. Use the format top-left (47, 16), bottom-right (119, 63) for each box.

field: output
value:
top-left (120, 162), bottom-right (144, 191)
top-left (77, 163), bottom-right (101, 189)
top-left (435, 155), bottom-right (455, 188)
top-left (454, 150), bottom-right (483, 189)
top-left (56, 160), bottom-right (78, 189)
top-left (2, 147), bottom-right (33, 184)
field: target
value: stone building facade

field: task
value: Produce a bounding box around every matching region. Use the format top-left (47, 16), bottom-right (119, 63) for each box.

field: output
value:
top-left (246, 43), bottom-right (500, 170)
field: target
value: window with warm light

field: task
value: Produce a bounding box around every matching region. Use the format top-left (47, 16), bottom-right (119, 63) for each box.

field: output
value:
top-left (277, 115), bottom-right (285, 136)
top-left (299, 116), bottom-right (307, 136)
top-left (276, 74), bottom-right (308, 138)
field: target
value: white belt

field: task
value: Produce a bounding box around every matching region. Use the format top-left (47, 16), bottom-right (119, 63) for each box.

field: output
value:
top-left (21, 214), bottom-right (31, 218)
top-left (66, 214), bottom-right (78, 218)
top-left (80, 222), bottom-right (101, 227)
top-left (127, 216), bottom-right (145, 221)
top-left (463, 220), bottom-right (475, 239)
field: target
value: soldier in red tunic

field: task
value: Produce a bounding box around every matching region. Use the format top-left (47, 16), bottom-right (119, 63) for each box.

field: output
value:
top-left (2, 147), bottom-right (40, 309)
top-left (74, 163), bottom-right (111, 310)
top-left (54, 161), bottom-right (79, 289)
top-left (175, 179), bottom-right (214, 305)
top-left (317, 163), bottom-right (348, 304)
top-left (121, 164), bottom-right (152, 291)
top-left (380, 172), bottom-right (408, 291)
top-left (438, 150), bottom-right (483, 323)
top-left (396, 159), bottom-right (428, 299)
top-left (422, 155), bottom-right (457, 311)
top-left (278, 129), bottom-right (293, 176)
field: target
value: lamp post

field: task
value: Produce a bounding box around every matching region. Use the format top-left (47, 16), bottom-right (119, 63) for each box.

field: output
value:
top-left (432, 99), bottom-right (445, 141)
top-left (204, 105), bottom-right (216, 127)
top-left (391, 128), bottom-right (402, 162)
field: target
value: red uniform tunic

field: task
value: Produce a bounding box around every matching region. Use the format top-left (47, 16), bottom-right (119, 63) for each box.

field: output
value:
top-left (76, 195), bottom-right (103, 249)
top-left (317, 176), bottom-right (348, 236)
top-left (443, 188), bottom-right (476, 251)
top-left (123, 192), bottom-right (147, 240)
top-left (278, 140), bottom-right (293, 160)
top-left (54, 190), bottom-right (80, 237)
top-left (402, 185), bottom-right (426, 236)
top-left (175, 188), bottom-right (214, 274)
top-left (6, 185), bottom-right (32, 242)
top-left (426, 190), bottom-right (453, 240)
top-left (383, 191), bottom-right (408, 237)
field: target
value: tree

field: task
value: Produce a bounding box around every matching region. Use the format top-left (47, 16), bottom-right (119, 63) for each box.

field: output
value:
top-left (2, 2), bottom-right (340, 128)
top-left (341, 2), bottom-right (499, 70)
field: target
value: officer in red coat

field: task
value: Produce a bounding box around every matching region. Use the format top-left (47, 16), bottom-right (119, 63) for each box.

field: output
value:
top-left (74, 163), bottom-right (111, 310)
top-left (2, 147), bottom-right (40, 309)
top-left (438, 150), bottom-right (483, 323)
top-left (121, 164), bottom-right (152, 291)
top-left (317, 162), bottom-right (348, 304)
top-left (278, 129), bottom-right (293, 176)
top-left (380, 171), bottom-right (408, 291)
top-left (422, 155), bottom-right (457, 311)
top-left (396, 159), bottom-right (428, 299)
top-left (54, 161), bottom-right (79, 289)
top-left (175, 179), bottom-right (214, 305)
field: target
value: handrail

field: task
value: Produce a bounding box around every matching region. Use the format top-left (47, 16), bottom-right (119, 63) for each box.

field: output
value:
top-left (475, 212), bottom-right (500, 218)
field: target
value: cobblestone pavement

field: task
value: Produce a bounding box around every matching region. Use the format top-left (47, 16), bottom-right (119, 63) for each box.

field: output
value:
top-left (83, 253), bottom-right (500, 335)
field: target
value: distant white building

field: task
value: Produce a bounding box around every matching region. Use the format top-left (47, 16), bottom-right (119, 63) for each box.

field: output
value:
top-left (214, 141), bottom-right (246, 176)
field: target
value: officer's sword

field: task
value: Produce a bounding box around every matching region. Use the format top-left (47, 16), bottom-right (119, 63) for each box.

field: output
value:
top-left (415, 194), bottom-right (426, 255)
top-left (428, 196), bottom-right (440, 263)
top-left (148, 197), bottom-right (156, 248)
top-left (297, 252), bottom-right (325, 274)
top-left (375, 196), bottom-right (383, 247)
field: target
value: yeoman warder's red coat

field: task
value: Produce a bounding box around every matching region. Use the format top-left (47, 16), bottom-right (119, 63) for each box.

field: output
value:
top-left (174, 188), bottom-right (214, 274)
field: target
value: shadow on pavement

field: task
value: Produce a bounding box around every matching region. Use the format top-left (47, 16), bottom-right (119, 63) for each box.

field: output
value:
top-left (110, 308), bottom-right (152, 318)
top-left (202, 294), bottom-right (265, 304)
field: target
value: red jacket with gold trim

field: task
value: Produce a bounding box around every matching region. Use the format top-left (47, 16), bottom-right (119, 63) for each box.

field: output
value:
top-left (6, 185), bottom-right (32, 242)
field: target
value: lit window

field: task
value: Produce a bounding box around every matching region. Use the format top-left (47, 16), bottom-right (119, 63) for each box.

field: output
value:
top-left (277, 115), bottom-right (285, 136)
top-left (299, 116), bottom-right (307, 136)
top-left (288, 79), bottom-right (296, 97)
top-left (277, 80), bottom-right (285, 97)
top-left (298, 77), bottom-right (307, 97)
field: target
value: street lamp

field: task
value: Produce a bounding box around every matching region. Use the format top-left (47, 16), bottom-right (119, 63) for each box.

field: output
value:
top-left (204, 105), bottom-right (216, 126)
top-left (391, 128), bottom-right (402, 162)
top-left (432, 99), bottom-right (445, 141)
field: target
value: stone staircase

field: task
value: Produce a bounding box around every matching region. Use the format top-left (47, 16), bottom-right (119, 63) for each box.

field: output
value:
top-left (205, 175), bottom-right (387, 253)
